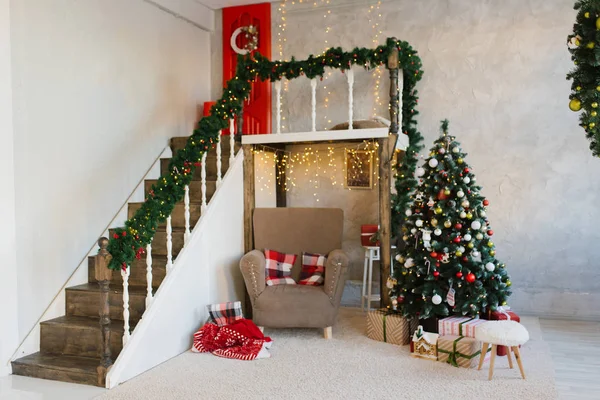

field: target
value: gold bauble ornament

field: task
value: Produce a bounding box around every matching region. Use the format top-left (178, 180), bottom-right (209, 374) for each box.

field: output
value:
top-left (587, 42), bottom-right (596, 49)
top-left (444, 220), bottom-right (452, 228)
top-left (506, 280), bottom-right (512, 287)
top-left (435, 207), bottom-right (443, 215)
top-left (431, 218), bottom-right (438, 226)
top-left (467, 243), bottom-right (474, 249)
top-left (487, 241), bottom-right (494, 247)
top-left (592, 111), bottom-right (598, 117)
top-left (457, 158), bottom-right (464, 164)
top-left (490, 250), bottom-right (496, 256)
top-left (597, 86), bottom-right (600, 91)
top-left (502, 301), bottom-right (507, 306)
top-left (569, 98), bottom-right (582, 112)
top-left (455, 250), bottom-right (463, 257)
top-left (591, 122), bottom-right (597, 129)
top-left (466, 212), bottom-right (473, 219)
top-left (402, 271), bottom-right (408, 276)
top-left (402, 235), bottom-right (408, 241)
top-left (585, 11), bottom-right (591, 18)
top-left (577, 86), bottom-right (582, 91)
top-left (444, 189), bottom-right (451, 196)
top-left (596, 17), bottom-right (600, 29)
top-left (593, 102), bottom-right (599, 108)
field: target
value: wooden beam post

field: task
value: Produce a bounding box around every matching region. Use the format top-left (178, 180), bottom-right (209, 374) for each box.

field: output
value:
top-left (242, 144), bottom-right (255, 317)
top-left (378, 136), bottom-right (392, 308)
top-left (275, 149), bottom-right (287, 207)
top-left (387, 37), bottom-right (400, 135)
top-left (94, 237), bottom-right (113, 387)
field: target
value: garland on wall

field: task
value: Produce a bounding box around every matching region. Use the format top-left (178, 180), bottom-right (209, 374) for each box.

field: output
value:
top-left (567, 0), bottom-right (600, 157)
top-left (106, 37), bottom-right (424, 270)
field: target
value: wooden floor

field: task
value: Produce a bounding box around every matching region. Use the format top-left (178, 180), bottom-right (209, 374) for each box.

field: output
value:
top-left (540, 318), bottom-right (600, 400)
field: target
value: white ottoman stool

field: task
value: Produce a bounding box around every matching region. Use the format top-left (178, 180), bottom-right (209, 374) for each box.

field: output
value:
top-left (475, 320), bottom-right (529, 380)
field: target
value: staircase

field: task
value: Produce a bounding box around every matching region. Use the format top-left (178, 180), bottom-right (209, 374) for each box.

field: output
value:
top-left (11, 136), bottom-right (240, 387)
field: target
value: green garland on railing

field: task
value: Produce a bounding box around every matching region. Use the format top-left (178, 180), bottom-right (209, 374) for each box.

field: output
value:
top-left (106, 37), bottom-right (425, 270)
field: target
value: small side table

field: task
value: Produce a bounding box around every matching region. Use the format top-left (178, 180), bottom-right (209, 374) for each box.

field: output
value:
top-left (361, 245), bottom-right (397, 312)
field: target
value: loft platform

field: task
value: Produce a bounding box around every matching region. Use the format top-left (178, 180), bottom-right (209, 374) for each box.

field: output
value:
top-left (241, 128), bottom-right (409, 150)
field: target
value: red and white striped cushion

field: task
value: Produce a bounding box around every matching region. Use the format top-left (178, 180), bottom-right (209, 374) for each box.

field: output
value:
top-left (264, 249), bottom-right (297, 286)
top-left (298, 252), bottom-right (326, 286)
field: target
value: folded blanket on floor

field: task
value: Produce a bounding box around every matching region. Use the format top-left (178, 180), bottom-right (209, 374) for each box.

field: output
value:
top-left (191, 318), bottom-right (273, 360)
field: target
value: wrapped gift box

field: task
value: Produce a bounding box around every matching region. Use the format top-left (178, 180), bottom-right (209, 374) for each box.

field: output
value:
top-left (438, 335), bottom-right (490, 368)
top-left (366, 309), bottom-right (411, 345)
top-left (438, 316), bottom-right (487, 338)
top-left (486, 308), bottom-right (521, 356)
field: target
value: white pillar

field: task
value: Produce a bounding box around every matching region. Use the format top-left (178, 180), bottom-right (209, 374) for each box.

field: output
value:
top-left (310, 78), bottom-right (317, 132)
top-left (275, 80), bottom-right (282, 134)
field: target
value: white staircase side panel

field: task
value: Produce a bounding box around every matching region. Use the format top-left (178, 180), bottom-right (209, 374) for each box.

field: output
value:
top-left (106, 152), bottom-right (245, 388)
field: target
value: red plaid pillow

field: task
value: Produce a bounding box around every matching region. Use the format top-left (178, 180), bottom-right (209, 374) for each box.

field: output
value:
top-left (298, 252), bottom-right (326, 286)
top-left (264, 249), bottom-right (297, 286)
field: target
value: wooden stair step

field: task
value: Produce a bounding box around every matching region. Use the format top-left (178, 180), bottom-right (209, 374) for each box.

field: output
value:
top-left (160, 157), bottom-right (230, 181)
top-left (87, 255), bottom-right (167, 289)
top-left (11, 352), bottom-right (102, 387)
top-left (144, 179), bottom-right (216, 203)
top-left (127, 201), bottom-right (201, 229)
top-left (66, 283), bottom-right (149, 323)
top-left (40, 316), bottom-right (129, 359)
top-left (170, 136), bottom-right (241, 154)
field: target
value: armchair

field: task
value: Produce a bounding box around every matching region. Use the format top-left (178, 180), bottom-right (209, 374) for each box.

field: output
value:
top-left (239, 208), bottom-right (349, 339)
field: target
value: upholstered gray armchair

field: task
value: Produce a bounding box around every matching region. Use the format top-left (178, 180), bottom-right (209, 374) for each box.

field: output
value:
top-left (239, 208), bottom-right (349, 339)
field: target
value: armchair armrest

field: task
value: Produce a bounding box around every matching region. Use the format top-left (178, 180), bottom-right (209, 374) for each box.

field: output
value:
top-left (239, 250), bottom-right (266, 307)
top-left (324, 249), bottom-right (350, 304)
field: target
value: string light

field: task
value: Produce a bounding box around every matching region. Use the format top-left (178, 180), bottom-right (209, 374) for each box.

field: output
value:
top-left (277, 0), bottom-right (288, 131)
top-left (367, 1), bottom-right (384, 116)
top-left (251, 140), bottom-right (379, 201)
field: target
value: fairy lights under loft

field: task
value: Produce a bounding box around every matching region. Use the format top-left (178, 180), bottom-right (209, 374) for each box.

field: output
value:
top-left (368, 1), bottom-right (384, 115)
top-left (252, 140), bottom-right (380, 201)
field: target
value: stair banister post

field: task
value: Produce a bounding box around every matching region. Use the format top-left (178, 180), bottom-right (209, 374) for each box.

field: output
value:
top-left (387, 37), bottom-right (400, 135)
top-left (94, 237), bottom-right (113, 386)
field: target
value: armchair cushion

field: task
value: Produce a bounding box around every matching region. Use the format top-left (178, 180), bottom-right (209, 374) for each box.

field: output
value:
top-left (298, 252), bottom-right (326, 286)
top-left (264, 249), bottom-right (297, 286)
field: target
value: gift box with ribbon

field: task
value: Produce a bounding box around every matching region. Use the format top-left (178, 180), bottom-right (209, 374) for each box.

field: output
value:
top-left (438, 316), bottom-right (487, 338)
top-left (366, 309), bottom-right (412, 345)
top-left (437, 335), bottom-right (490, 368)
top-left (485, 306), bottom-right (521, 356)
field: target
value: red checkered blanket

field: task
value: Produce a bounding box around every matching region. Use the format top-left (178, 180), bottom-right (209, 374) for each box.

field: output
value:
top-left (191, 318), bottom-right (273, 360)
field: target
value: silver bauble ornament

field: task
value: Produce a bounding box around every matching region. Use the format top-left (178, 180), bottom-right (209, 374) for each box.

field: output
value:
top-left (429, 158), bottom-right (439, 168)
top-left (432, 294), bottom-right (442, 305)
top-left (416, 167), bottom-right (425, 177)
top-left (485, 262), bottom-right (495, 272)
top-left (463, 234), bottom-right (472, 241)
top-left (471, 220), bottom-right (482, 230)
top-left (457, 190), bottom-right (465, 198)
top-left (463, 177), bottom-right (471, 184)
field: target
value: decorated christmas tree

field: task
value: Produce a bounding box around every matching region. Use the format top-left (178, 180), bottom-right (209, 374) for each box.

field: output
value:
top-left (567, 0), bottom-right (600, 157)
top-left (390, 121), bottom-right (511, 319)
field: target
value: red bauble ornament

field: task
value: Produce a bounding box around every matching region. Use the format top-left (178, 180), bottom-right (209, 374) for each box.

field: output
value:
top-left (483, 199), bottom-right (490, 206)
top-left (122, 231), bottom-right (127, 237)
top-left (466, 273), bottom-right (476, 283)
top-left (433, 271), bottom-right (440, 277)
top-left (464, 168), bottom-right (470, 173)
top-left (462, 256), bottom-right (468, 261)
top-left (456, 272), bottom-right (463, 278)
top-left (113, 233), bottom-right (119, 239)
top-left (430, 252), bottom-right (438, 258)
top-left (435, 262), bottom-right (440, 267)
top-left (437, 189), bottom-right (448, 200)
top-left (455, 223), bottom-right (463, 229)
top-left (453, 236), bottom-right (461, 243)
top-left (397, 295), bottom-right (405, 304)
top-left (487, 230), bottom-right (494, 236)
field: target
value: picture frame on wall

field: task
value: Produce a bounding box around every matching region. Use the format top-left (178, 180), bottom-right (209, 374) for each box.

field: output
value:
top-left (345, 149), bottom-right (373, 189)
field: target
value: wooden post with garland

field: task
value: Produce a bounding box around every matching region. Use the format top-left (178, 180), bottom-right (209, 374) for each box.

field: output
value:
top-left (94, 237), bottom-right (113, 386)
top-left (378, 40), bottom-right (400, 308)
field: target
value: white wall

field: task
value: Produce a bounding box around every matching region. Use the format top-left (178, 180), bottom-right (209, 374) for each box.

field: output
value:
top-left (270, 0), bottom-right (600, 320)
top-left (0, 0), bottom-right (19, 376)
top-left (10, 0), bottom-right (213, 344)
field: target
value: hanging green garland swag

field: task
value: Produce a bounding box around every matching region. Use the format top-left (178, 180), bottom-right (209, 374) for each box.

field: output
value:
top-left (106, 37), bottom-right (425, 270)
top-left (567, 0), bottom-right (600, 156)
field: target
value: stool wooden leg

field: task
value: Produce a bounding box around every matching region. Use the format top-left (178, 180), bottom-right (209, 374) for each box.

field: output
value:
top-left (488, 345), bottom-right (497, 381)
top-left (361, 251), bottom-right (368, 312)
top-left (367, 250), bottom-right (374, 311)
top-left (512, 346), bottom-right (526, 379)
top-left (323, 326), bottom-right (332, 339)
top-left (506, 346), bottom-right (514, 369)
top-left (478, 342), bottom-right (489, 370)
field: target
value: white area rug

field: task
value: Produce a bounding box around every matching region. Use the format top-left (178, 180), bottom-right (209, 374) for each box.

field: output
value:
top-left (97, 308), bottom-right (557, 400)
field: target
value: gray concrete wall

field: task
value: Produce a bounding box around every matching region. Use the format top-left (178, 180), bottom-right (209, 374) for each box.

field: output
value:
top-left (214, 0), bottom-right (600, 320)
